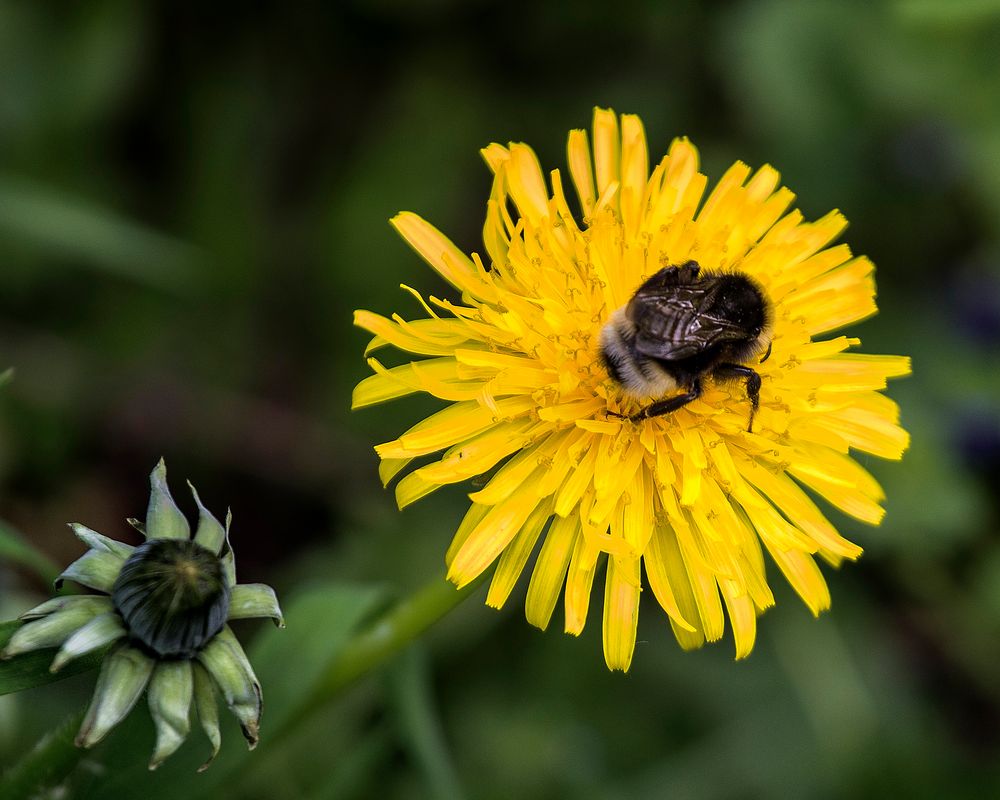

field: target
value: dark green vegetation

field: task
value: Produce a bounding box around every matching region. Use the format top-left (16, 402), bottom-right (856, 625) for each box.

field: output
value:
top-left (2, 1), bottom-right (1000, 797)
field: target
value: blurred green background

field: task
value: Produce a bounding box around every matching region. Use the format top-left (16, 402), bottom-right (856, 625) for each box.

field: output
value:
top-left (2, 0), bottom-right (1000, 797)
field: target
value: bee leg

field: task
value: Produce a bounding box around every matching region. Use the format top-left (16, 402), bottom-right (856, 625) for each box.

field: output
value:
top-left (630, 379), bottom-right (702, 422)
top-left (760, 342), bottom-right (772, 363)
top-left (713, 364), bottom-right (761, 432)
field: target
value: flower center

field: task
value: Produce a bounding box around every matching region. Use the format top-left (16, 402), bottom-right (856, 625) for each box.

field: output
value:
top-left (112, 538), bottom-right (230, 659)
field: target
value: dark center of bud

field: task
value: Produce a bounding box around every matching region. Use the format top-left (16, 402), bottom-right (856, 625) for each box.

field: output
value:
top-left (112, 539), bottom-right (230, 659)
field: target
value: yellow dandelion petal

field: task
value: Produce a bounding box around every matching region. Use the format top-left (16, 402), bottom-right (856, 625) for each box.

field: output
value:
top-left (766, 546), bottom-right (831, 616)
top-left (567, 129), bottom-right (597, 219)
top-left (390, 212), bottom-right (496, 302)
top-left (592, 107), bottom-right (621, 199)
top-left (506, 144), bottom-right (550, 225)
top-left (354, 311), bottom-right (480, 357)
top-left (647, 519), bottom-right (704, 648)
top-left (564, 535), bottom-right (600, 636)
top-left (480, 143), bottom-right (510, 174)
top-left (675, 517), bottom-right (726, 642)
top-left (447, 490), bottom-right (543, 587)
top-left (720, 578), bottom-right (757, 660)
top-left (524, 514), bottom-right (579, 630)
top-left (352, 357), bottom-right (474, 408)
top-left (378, 457), bottom-right (412, 487)
top-left (603, 555), bottom-right (641, 672)
top-left (486, 499), bottom-right (554, 610)
top-left (355, 108), bottom-right (910, 670)
top-left (445, 502), bottom-right (490, 569)
top-left (375, 396), bottom-right (534, 460)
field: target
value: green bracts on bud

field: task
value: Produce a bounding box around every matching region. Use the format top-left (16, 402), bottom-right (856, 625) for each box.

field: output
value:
top-left (2, 598), bottom-right (112, 658)
top-left (6, 460), bottom-right (281, 769)
top-left (192, 662), bottom-right (222, 772)
top-left (50, 612), bottom-right (125, 673)
top-left (18, 595), bottom-right (111, 622)
top-left (197, 626), bottom-right (262, 749)
top-left (56, 549), bottom-right (127, 593)
top-left (146, 459), bottom-right (191, 541)
top-left (189, 481), bottom-right (226, 555)
top-left (76, 645), bottom-right (154, 749)
top-left (69, 523), bottom-right (135, 559)
top-left (228, 583), bottom-right (285, 627)
top-left (148, 661), bottom-right (194, 770)
top-left (221, 509), bottom-right (236, 588)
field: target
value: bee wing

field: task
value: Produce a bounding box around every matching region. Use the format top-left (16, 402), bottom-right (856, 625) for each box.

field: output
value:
top-left (631, 287), bottom-right (748, 361)
top-left (633, 335), bottom-right (703, 360)
top-left (629, 285), bottom-right (709, 360)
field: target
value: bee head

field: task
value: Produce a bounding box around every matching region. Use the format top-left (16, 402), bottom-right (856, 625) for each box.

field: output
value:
top-left (711, 274), bottom-right (769, 331)
top-left (709, 272), bottom-right (772, 361)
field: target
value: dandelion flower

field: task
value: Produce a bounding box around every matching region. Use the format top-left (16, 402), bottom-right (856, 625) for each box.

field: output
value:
top-left (353, 108), bottom-right (910, 671)
top-left (1, 460), bottom-right (283, 769)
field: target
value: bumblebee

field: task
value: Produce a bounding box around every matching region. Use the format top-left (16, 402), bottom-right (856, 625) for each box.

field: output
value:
top-left (599, 261), bottom-right (772, 431)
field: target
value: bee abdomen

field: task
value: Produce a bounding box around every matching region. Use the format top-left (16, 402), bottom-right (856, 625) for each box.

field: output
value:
top-left (600, 309), bottom-right (678, 398)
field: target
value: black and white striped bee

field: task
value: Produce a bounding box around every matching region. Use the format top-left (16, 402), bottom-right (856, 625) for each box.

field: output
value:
top-left (600, 261), bottom-right (772, 431)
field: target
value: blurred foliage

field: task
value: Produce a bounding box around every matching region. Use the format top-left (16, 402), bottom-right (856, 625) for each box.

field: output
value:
top-left (1, 0), bottom-right (1000, 798)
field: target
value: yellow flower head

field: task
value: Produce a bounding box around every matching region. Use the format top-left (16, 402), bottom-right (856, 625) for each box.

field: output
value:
top-left (353, 108), bottom-right (910, 671)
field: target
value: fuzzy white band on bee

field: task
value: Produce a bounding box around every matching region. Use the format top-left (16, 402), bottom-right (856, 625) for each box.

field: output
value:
top-left (600, 307), bottom-right (679, 398)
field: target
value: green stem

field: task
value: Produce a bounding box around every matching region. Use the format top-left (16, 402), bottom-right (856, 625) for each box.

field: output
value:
top-left (0, 709), bottom-right (86, 800)
top-left (284, 573), bottom-right (486, 735)
top-left (215, 573), bottom-right (487, 799)
top-left (317, 573), bottom-right (486, 700)
top-left (387, 646), bottom-right (464, 800)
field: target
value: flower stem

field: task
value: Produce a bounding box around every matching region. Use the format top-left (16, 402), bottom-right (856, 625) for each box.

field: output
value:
top-left (286, 573), bottom-right (486, 733)
top-left (321, 573), bottom-right (485, 698)
top-left (0, 710), bottom-right (85, 800)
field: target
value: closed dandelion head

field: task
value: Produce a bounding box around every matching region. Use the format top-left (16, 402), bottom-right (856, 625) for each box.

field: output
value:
top-left (354, 108), bottom-right (910, 671)
top-left (0, 460), bottom-right (283, 770)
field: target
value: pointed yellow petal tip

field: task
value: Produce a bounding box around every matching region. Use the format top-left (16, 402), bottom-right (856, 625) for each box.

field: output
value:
top-left (445, 567), bottom-right (470, 589)
top-left (668, 135), bottom-right (697, 156)
top-left (481, 143), bottom-right (510, 173)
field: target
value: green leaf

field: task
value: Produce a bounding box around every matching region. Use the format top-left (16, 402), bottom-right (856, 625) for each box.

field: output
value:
top-left (387, 645), bottom-right (464, 800)
top-left (894, 0), bottom-right (1000, 26)
top-left (0, 621), bottom-right (107, 696)
top-left (0, 518), bottom-right (60, 585)
top-left (0, 176), bottom-right (201, 293)
top-left (301, 727), bottom-right (395, 800)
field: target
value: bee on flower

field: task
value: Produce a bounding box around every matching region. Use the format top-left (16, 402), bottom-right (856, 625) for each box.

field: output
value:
top-left (353, 108), bottom-right (910, 671)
